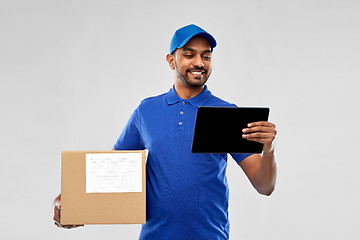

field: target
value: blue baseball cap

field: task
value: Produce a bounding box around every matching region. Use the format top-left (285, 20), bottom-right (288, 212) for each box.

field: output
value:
top-left (170, 24), bottom-right (217, 54)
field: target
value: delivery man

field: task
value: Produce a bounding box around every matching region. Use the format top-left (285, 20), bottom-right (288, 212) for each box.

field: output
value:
top-left (53, 24), bottom-right (277, 240)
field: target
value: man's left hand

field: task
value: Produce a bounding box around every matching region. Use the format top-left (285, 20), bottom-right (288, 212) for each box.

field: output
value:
top-left (242, 121), bottom-right (277, 153)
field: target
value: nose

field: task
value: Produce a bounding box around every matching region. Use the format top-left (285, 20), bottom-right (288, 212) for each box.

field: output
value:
top-left (193, 55), bottom-right (204, 68)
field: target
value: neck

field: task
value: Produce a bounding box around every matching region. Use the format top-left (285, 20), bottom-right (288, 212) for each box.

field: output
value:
top-left (174, 82), bottom-right (205, 99)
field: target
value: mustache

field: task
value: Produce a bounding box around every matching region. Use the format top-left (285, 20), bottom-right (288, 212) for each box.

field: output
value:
top-left (186, 67), bottom-right (207, 72)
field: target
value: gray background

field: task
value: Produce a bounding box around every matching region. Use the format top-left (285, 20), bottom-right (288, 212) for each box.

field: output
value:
top-left (1, 0), bottom-right (359, 239)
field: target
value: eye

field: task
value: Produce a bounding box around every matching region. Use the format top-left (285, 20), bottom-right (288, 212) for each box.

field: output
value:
top-left (184, 54), bottom-right (193, 58)
top-left (203, 55), bottom-right (211, 60)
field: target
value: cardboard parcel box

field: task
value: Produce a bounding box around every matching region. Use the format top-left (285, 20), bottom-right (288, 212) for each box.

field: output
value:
top-left (61, 150), bottom-right (146, 225)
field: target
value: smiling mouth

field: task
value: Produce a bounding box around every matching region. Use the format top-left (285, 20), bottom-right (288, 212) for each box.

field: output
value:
top-left (187, 70), bottom-right (206, 77)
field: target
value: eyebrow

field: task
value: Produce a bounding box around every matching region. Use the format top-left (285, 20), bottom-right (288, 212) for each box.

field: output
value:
top-left (182, 48), bottom-right (212, 54)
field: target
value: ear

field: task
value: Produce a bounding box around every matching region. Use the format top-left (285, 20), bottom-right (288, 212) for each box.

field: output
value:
top-left (166, 53), bottom-right (175, 70)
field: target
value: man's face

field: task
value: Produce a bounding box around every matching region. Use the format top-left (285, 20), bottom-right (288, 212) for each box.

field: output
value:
top-left (171, 37), bottom-right (212, 88)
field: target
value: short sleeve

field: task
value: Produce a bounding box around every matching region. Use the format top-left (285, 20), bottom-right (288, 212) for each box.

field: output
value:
top-left (114, 107), bottom-right (144, 150)
top-left (230, 153), bottom-right (253, 164)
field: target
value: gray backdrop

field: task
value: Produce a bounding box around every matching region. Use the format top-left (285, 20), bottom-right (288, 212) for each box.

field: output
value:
top-left (1, 0), bottom-right (359, 239)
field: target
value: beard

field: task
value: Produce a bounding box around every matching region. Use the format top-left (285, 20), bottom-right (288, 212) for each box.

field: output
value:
top-left (174, 61), bottom-right (211, 88)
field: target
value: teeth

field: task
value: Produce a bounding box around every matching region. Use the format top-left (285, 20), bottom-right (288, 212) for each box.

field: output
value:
top-left (191, 72), bottom-right (202, 75)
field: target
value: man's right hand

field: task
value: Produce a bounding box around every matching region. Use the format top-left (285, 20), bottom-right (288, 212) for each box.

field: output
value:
top-left (53, 194), bottom-right (84, 229)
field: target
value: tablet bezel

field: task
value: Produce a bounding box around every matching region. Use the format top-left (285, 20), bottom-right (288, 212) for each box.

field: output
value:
top-left (191, 106), bottom-right (270, 154)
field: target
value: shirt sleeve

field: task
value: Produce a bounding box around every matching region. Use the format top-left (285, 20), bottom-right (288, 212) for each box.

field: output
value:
top-left (230, 153), bottom-right (253, 164)
top-left (113, 106), bottom-right (144, 150)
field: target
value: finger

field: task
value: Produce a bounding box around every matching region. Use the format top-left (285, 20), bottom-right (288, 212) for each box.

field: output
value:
top-left (243, 135), bottom-right (272, 142)
top-left (242, 133), bottom-right (275, 145)
top-left (63, 225), bottom-right (78, 229)
top-left (63, 224), bottom-right (84, 229)
top-left (54, 222), bottom-right (62, 228)
top-left (53, 194), bottom-right (61, 207)
top-left (53, 194), bottom-right (62, 222)
top-left (247, 121), bottom-right (276, 128)
top-left (243, 126), bottom-right (276, 134)
top-left (54, 221), bottom-right (83, 229)
top-left (53, 205), bottom-right (60, 222)
top-left (243, 132), bottom-right (274, 139)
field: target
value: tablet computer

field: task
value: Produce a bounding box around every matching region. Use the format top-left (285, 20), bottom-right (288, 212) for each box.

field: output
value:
top-left (191, 107), bottom-right (270, 154)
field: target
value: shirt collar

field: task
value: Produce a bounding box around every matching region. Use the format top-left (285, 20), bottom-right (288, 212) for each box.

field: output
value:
top-left (166, 85), bottom-right (212, 107)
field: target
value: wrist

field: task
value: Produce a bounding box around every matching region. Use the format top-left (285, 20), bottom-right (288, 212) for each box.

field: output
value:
top-left (262, 143), bottom-right (275, 154)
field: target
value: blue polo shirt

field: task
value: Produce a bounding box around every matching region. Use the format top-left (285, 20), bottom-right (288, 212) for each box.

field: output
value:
top-left (114, 85), bottom-right (251, 240)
